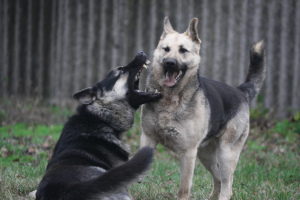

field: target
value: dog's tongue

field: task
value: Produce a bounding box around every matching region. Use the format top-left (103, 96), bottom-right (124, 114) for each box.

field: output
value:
top-left (164, 71), bottom-right (178, 87)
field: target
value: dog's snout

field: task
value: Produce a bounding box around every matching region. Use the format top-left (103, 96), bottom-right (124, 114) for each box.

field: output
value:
top-left (164, 58), bottom-right (177, 68)
top-left (139, 51), bottom-right (146, 56)
top-left (137, 51), bottom-right (147, 58)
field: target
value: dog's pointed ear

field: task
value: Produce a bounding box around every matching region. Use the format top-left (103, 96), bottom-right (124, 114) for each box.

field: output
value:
top-left (185, 18), bottom-right (201, 44)
top-left (160, 16), bottom-right (174, 39)
top-left (73, 87), bottom-right (95, 104)
top-left (164, 17), bottom-right (174, 33)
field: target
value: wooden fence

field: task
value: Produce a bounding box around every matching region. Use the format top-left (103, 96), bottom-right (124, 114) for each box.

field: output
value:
top-left (0, 0), bottom-right (299, 119)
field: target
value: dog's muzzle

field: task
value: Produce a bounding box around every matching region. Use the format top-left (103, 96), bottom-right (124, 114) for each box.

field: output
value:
top-left (163, 58), bottom-right (186, 88)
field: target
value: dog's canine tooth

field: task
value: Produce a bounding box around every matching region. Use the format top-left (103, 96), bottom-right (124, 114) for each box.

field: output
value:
top-left (176, 70), bottom-right (182, 80)
top-left (143, 64), bottom-right (148, 69)
top-left (146, 60), bottom-right (150, 65)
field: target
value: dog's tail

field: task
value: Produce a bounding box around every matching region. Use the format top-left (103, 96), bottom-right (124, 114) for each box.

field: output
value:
top-left (76, 147), bottom-right (153, 198)
top-left (237, 40), bottom-right (266, 102)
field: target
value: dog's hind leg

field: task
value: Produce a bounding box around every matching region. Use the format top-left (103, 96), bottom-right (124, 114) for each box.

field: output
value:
top-left (198, 139), bottom-right (221, 199)
top-left (177, 148), bottom-right (198, 200)
top-left (217, 124), bottom-right (249, 200)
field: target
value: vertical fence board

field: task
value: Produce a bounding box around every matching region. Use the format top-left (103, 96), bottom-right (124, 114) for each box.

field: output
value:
top-left (212, 0), bottom-right (222, 81)
top-left (1, 0), bottom-right (9, 96)
top-left (199, 0), bottom-right (208, 77)
top-left (12, 0), bottom-right (21, 95)
top-left (278, 1), bottom-right (289, 119)
top-left (49, 0), bottom-right (57, 103)
top-left (265, 0), bottom-right (276, 109)
top-left (37, 0), bottom-right (44, 97)
top-left (25, 0), bottom-right (32, 96)
top-left (98, 0), bottom-right (107, 80)
top-left (292, 0), bottom-right (300, 111)
top-left (86, 0), bottom-right (95, 86)
top-left (225, 0), bottom-right (235, 86)
top-left (238, 0), bottom-right (248, 85)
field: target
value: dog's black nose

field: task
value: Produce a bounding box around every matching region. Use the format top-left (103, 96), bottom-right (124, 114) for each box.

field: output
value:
top-left (164, 58), bottom-right (177, 68)
top-left (138, 51), bottom-right (146, 57)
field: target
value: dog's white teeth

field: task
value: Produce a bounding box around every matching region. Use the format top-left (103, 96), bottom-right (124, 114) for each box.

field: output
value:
top-left (146, 60), bottom-right (150, 65)
top-left (176, 70), bottom-right (183, 80)
top-left (143, 64), bottom-right (149, 69)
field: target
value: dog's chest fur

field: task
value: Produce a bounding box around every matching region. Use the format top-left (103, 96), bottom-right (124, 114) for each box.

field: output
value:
top-left (142, 75), bottom-right (210, 152)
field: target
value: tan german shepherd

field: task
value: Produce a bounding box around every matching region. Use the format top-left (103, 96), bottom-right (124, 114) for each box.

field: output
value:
top-left (140, 17), bottom-right (266, 200)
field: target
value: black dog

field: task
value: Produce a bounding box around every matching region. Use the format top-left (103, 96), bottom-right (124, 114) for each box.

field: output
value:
top-left (36, 52), bottom-right (162, 200)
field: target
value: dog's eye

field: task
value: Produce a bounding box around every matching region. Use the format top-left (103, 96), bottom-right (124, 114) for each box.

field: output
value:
top-left (179, 47), bottom-right (188, 53)
top-left (163, 47), bottom-right (170, 52)
top-left (117, 66), bottom-right (125, 75)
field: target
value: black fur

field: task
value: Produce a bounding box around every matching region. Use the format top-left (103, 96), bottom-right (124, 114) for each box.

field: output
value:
top-left (199, 77), bottom-right (247, 141)
top-left (201, 41), bottom-right (265, 141)
top-left (36, 52), bottom-right (159, 200)
top-left (36, 105), bottom-right (154, 200)
top-left (237, 42), bottom-right (266, 102)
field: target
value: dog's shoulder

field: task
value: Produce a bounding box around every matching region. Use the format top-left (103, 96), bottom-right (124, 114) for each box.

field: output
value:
top-left (47, 106), bottom-right (130, 170)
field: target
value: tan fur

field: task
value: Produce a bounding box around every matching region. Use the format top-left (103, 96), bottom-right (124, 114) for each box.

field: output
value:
top-left (141, 17), bottom-right (252, 200)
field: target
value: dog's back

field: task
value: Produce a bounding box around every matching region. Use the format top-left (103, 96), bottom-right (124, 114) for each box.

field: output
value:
top-left (199, 41), bottom-right (265, 142)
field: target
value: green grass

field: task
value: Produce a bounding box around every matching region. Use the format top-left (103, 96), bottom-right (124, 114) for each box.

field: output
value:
top-left (0, 112), bottom-right (299, 200)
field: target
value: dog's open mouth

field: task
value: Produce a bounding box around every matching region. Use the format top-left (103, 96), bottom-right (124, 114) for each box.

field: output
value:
top-left (122, 52), bottom-right (162, 109)
top-left (133, 60), bottom-right (150, 91)
top-left (163, 68), bottom-right (187, 88)
top-left (164, 70), bottom-right (184, 87)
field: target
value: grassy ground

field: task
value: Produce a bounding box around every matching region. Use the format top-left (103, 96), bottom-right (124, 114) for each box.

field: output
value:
top-left (0, 99), bottom-right (299, 200)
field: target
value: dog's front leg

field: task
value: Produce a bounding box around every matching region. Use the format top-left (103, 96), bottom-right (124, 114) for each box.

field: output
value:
top-left (138, 133), bottom-right (157, 183)
top-left (140, 133), bottom-right (157, 149)
top-left (178, 148), bottom-right (198, 200)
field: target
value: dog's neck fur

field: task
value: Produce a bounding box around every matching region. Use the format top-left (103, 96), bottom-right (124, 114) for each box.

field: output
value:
top-left (80, 102), bottom-right (136, 133)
